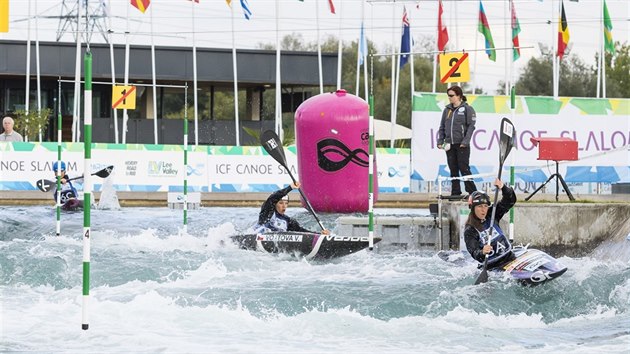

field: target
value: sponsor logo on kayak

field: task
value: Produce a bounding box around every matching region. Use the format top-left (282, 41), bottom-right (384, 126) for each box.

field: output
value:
top-left (325, 235), bottom-right (369, 242)
top-left (257, 234), bottom-right (303, 242)
top-left (530, 270), bottom-right (554, 283)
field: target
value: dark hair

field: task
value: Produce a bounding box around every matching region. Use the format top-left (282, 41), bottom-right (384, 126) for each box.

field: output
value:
top-left (465, 210), bottom-right (485, 232)
top-left (447, 85), bottom-right (467, 102)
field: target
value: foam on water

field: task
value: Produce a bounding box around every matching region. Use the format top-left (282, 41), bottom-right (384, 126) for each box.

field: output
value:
top-left (1, 206), bottom-right (629, 352)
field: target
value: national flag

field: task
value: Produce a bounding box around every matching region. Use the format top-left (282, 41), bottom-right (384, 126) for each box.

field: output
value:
top-left (225, 0), bottom-right (231, 5)
top-left (437, 0), bottom-right (448, 51)
top-left (359, 22), bottom-right (367, 66)
top-left (478, 1), bottom-right (496, 61)
top-left (511, 1), bottom-right (521, 61)
top-left (240, 0), bottom-right (252, 19)
top-left (0, 0), bottom-right (8, 33)
top-left (557, 0), bottom-right (570, 59)
top-left (400, 7), bottom-right (411, 68)
top-left (188, 0), bottom-right (199, 3)
top-left (328, 0), bottom-right (336, 14)
top-left (603, 0), bottom-right (614, 54)
top-left (130, 0), bottom-right (150, 13)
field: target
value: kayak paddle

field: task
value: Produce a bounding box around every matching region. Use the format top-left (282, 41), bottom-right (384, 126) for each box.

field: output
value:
top-left (36, 165), bottom-right (114, 192)
top-left (474, 118), bottom-right (515, 285)
top-left (260, 130), bottom-right (326, 231)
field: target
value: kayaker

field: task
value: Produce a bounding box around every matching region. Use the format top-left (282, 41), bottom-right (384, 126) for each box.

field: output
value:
top-left (464, 178), bottom-right (516, 269)
top-left (52, 161), bottom-right (81, 210)
top-left (254, 181), bottom-right (330, 235)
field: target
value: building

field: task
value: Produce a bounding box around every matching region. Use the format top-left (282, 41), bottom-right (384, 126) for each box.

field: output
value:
top-left (0, 40), bottom-right (337, 145)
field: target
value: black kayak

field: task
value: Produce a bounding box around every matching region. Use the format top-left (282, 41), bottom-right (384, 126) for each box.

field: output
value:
top-left (230, 231), bottom-right (381, 260)
top-left (60, 199), bottom-right (83, 212)
top-left (500, 245), bottom-right (568, 285)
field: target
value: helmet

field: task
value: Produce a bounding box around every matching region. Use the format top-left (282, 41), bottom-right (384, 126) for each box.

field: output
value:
top-left (52, 161), bottom-right (66, 172)
top-left (468, 191), bottom-right (491, 209)
top-left (280, 194), bottom-right (289, 202)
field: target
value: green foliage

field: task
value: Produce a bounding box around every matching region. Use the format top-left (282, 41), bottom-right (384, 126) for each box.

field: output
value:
top-left (12, 108), bottom-right (52, 141)
top-left (499, 42), bottom-right (629, 98)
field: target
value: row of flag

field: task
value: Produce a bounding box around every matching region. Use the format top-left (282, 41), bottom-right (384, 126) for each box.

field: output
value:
top-left (398, 0), bottom-right (615, 67)
top-left (130, 0), bottom-right (335, 19)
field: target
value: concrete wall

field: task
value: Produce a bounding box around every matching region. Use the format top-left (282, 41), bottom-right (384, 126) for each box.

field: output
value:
top-left (443, 202), bottom-right (630, 257)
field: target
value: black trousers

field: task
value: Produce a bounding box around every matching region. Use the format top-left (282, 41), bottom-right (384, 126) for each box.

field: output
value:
top-left (446, 144), bottom-right (477, 195)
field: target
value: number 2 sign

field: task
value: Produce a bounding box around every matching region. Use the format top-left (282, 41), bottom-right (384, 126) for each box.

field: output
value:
top-left (439, 53), bottom-right (470, 83)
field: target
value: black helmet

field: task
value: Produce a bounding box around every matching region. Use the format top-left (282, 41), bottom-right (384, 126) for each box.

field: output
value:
top-left (468, 191), bottom-right (491, 209)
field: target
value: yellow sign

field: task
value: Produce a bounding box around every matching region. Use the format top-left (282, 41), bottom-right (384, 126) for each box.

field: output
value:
top-left (439, 53), bottom-right (470, 83)
top-left (112, 85), bottom-right (136, 109)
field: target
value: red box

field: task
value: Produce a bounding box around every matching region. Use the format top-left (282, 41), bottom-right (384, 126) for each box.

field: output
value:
top-left (530, 137), bottom-right (578, 161)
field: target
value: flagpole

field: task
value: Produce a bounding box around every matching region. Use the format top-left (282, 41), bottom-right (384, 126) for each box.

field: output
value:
top-left (355, 2), bottom-right (361, 97)
top-left (107, 0), bottom-right (119, 144)
top-left (123, 3), bottom-right (130, 144)
top-left (25, 0), bottom-right (31, 141)
top-left (72, 0), bottom-right (82, 143)
top-left (316, 0), bottom-right (323, 94)
top-left (504, 0), bottom-right (509, 95)
top-left (275, 0), bottom-right (282, 138)
top-left (336, 1), bottom-right (343, 90)
top-left (191, 0), bottom-right (199, 147)
top-left (35, 0), bottom-right (42, 142)
top-left (409, 6), bottom-right (414, 104)
top-left (150, 4), bottom-right (158, 144)
top-left (389, 3), bottom-right (396, 147)
top-left (552, 0), bottom-right (558, 98)
top-left (230, 0), bottom-right (240, 146)
top-left (601, 0), bottom-right (606, 99)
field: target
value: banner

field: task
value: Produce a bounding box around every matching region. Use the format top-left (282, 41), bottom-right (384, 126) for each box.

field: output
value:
top-left (0, 142), bottom-right (409, 193)
top-left (411, 93), bottom-right (630, 192)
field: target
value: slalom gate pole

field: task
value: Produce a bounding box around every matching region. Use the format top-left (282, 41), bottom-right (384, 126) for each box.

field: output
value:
top-left (82, 50), bottom-right (93, 331)
top-left (509, 85), bottom-right (516, 242)
top-left (183, 83), bottom-right (189, 234)
top-left (56, 79), bottom-right (62, 236)
top-left (367, 56), bottom-right (375, 250)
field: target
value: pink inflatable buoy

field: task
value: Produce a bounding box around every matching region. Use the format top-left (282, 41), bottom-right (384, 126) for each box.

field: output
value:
top-left (295, 89), bottom-right (378, 213)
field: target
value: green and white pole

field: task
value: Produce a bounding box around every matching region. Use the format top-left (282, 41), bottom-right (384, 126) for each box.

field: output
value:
top-left (56, 79), bottom-right (62, 236)
top-left (509, 85), bottom-right (516, 242)
top-left (81, 50), bottom-right (93, 331)
top-left (367, 56), bottom-right (375, 250)
top-left (183, 84), bottom-right (189, 234)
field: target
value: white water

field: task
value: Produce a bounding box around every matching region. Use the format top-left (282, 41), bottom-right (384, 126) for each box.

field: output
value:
top-left (1, 206), bottom-right (628, 352)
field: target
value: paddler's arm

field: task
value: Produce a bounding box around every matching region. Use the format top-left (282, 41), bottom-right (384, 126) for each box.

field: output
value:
top-left (464, 226), bottom-right (487, 263)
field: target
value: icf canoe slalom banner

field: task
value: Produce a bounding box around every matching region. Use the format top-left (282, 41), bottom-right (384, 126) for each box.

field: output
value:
top-left (411, 93), bottom-right (630, 192)
top-left (0, 142), bottom-right (409, 193)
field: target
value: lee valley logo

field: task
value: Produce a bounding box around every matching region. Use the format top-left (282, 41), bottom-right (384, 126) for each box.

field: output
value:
top-left (148, 161), bottom-right (178, 177)
top-left (258, 234), bottom-right (303, 242)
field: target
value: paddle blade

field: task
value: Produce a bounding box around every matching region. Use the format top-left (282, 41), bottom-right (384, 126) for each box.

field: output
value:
top-left (94, 165), bottom-right (114, 178)
top-left (261, 130), bottom-right (288, 167)
top-left (474, 260), bottom-right (490, 285)
top-left (36, 179), bottom-right (55, 193)
top-left (498, 117), bottom-right (516, 166)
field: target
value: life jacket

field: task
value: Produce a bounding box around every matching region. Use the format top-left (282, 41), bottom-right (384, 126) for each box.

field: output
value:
top-left (254, 211), bottom-right (290, 233)
top-left (54, 181), bottom-right (78, 204)
top-left (477, 223), bottom-right (513, 268)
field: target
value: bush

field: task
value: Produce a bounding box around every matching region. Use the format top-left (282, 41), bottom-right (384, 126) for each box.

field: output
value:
top-left (12, 109), bottom-right (52, 141)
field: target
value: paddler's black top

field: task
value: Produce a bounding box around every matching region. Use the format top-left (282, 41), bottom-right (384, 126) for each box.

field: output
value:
top-left (256, 185), bottom-right (312, 233)
top-left (464, 184), bottom-right (516, 266)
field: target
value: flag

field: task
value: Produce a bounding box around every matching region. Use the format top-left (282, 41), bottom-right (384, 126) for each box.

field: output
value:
top-left (225, 0), bottom-right (231, 5)
top-left (603, 0), bottom-right (614, 54)
top-left (437, 0), bottom-right (448, 51)
top-left (188, 0), bottom-right (199, 3)
top-left (557, 1), bottom-right (570, 59)
top-left (511, 1), bottom-right (521, 61)
top-left (130, 0), bottom-right (150, 13)
top-left (478, 1), bottom-right (496, 61)
top-left (328, 0), bottom-right (336, 14)
top-left (400, 7), bottom-right (411, 67)
top-left (359, 22), bottom-right (367, 66)
top-left (0, 0), bottom-right (8, 33)
top-left (240, 0), bottom-right (252, 19)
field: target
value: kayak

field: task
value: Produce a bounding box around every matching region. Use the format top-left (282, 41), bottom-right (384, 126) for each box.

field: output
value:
top-left (438, 245), bottom-right (568, 286)
top-left (230, 231), bottom-right (381, 260)
top-left (61, 199), bottom-right (83, 212)
top-left (500, 245), bottom-right (568, 285)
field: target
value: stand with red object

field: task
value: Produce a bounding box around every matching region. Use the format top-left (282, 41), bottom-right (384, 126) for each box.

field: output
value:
top-left (525, 137), bottom-right (578, 202)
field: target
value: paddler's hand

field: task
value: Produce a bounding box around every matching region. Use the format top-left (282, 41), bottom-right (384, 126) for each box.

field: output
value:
top-left (321, 229), bottom-right (330, 235)
top-left (482, 244), bottom-right (493, 254)
top-left (291, 181), bottom-right (301, 189)
top-left (494, 178), bottom-right (504, 189)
